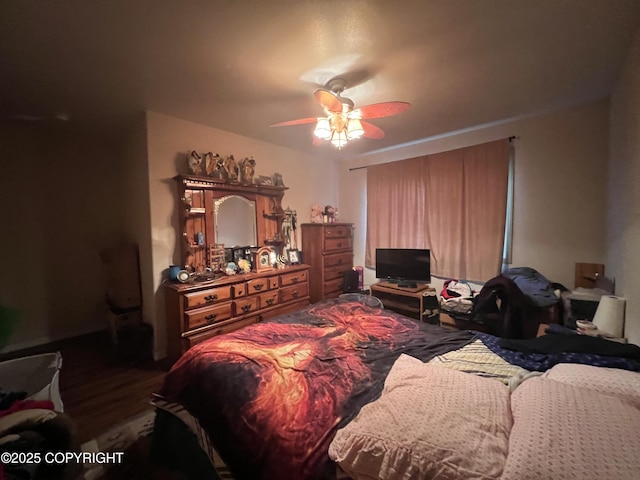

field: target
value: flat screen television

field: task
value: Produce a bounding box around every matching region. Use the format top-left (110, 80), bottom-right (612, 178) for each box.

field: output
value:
top-left (375, 248), bottom-right (431, 287)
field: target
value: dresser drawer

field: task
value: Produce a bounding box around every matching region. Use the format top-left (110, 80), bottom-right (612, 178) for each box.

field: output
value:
top-left (257, 290), bottom-right (279, 309)
top-left (324, 237), bottom-right (353, 251)
top-left (325, 264), bottom-right (352, 281)
top-left (184, 285), bottom-right (233, 309)
top-left (267, 276), bottom-right (279, 289)
top-left (324, 225), bottom-right (352, 239)
top-left (184, 302), bottom-right (233, 331)
top-left (280, 282), bottom-right (309, 303)
top-left (324, 277), bottom-right (344, 296)
top-left (280, 270), bottom-right (308, 287)
top-left (235, 296), bottom-right (260, 316)
top-left (324, 290), bottom-right (342, 300)
top-left (324, 252), bottom-right (353, 269)
top-left (233, 283), bottom-right (247, 298)
top-left (184, 316), bottom-right (260, 348)
top-left (246, 277), bottom-right (271, 295)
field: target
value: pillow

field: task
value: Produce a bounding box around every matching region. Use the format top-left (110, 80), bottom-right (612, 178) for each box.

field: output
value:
top-left (501, 376), bottom-right (640, 480)
top-left (542, 363), bottom-right (640, 408)
top-left (329, 354), bottom-right (511, 480)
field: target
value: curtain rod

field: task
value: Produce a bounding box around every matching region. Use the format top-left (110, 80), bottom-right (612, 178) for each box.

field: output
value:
top-left (348, 136), bottom-right (518, 171)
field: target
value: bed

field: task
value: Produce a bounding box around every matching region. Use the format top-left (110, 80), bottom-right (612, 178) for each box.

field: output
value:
top-left (150, 297), bottom-right (640, 480)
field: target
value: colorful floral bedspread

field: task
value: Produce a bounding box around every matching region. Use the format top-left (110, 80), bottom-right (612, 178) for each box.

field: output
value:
top-left (157, 299), bottom-right (475, 480)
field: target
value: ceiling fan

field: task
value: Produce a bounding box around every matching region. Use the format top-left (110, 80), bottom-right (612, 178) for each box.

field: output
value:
top-left (270, 78), bottom-right (410, 149)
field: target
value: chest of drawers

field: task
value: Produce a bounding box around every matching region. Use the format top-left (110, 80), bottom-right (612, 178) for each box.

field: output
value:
top-left (301, 223), bottom-right (354, 303)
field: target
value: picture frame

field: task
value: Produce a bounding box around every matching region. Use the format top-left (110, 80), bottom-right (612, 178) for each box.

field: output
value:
top-left (287, 248), bottom-right (300, 265)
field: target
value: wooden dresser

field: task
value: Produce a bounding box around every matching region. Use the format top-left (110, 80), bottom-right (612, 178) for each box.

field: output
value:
top-left (164, 264), bottom-right (309, 360)
top-left (301, 223), bottom-right (354, 303)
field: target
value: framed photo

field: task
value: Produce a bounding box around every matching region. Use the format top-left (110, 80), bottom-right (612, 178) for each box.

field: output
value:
top-left (287, 249), bottom-right (300, 265)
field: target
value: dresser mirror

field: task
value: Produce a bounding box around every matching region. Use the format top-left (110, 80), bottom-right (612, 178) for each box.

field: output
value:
top-left (175, 175), bottom-right (287, 274)
top-left (214, 195), bottom-right (257, 247)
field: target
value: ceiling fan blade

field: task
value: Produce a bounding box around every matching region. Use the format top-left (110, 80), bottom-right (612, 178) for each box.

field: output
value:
top-left (270, 117), bottom-right (318, 127)
top-left (314, 89), bottom-right (343, 113)
top-left (355, 101), bottom-right (411, 119)
top-left (362, 120), bottom-right (385, 139)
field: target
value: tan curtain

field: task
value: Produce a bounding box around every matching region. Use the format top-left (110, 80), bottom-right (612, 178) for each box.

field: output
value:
top-left (366, 157), bottom-right (428, 266)
top-left (366, 139), bottom-right (510, 282)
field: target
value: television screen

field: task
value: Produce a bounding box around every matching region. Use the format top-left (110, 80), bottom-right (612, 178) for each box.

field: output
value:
top-left (375, 248), bottom-right (431, 286)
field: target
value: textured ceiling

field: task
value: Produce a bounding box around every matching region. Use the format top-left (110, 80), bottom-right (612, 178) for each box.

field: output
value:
top-left (2, 0), bottom-right (640, 160)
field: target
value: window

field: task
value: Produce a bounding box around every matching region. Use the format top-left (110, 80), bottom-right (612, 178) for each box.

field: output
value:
top-left (366, 139), bottom-right (511, 282)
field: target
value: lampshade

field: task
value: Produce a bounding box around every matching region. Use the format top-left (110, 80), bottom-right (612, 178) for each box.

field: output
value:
top-left (593, 295), bottom-right (626, 338)
top-left (331, 130), bottom-right (348, 148)
top-left (346, 118), bottom-right (364, 139)
top-left (313, 118), bottom-right (331, 140)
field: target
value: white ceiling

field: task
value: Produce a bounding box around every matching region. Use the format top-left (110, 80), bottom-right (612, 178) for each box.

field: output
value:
top-left (2, 0), bottom-right (640, 161)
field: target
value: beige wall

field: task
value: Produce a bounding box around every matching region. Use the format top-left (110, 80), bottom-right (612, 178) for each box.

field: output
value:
top-left (144, 111), bottom-right (338, 358)
top-left (338, 100), bottom-right (609, 293)
top-left (0, 124), bottom-right (126, 351)
top-left (608, 27), bottom-right (640, 345)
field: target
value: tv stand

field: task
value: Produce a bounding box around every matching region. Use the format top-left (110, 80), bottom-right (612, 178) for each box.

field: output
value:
top-left (370, 281), bottom-right (439, 323)
top-left (376, 281), bottom-right (428, 293)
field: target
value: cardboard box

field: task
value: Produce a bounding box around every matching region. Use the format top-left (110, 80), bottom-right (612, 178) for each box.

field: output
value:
top-left (108, 308), bottom-right (142, 345)
top-left (100, 244), bottom-right (142, 309)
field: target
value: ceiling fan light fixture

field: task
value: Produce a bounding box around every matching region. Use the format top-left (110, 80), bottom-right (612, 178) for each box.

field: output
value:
top-left (313, 117), bottom-right (332, 139)
top-left (346, 118), bottom-right (364, 139)
top-left (331, 129), bottom-right (348, 149)
top-left (271, 77), bottom-right (410, 149)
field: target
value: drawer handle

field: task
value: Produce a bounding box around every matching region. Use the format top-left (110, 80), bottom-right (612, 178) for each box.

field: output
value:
top-left (242, 304), bottom-right (252, 313)
top-left (292, 291), bottom-right (299, 298)
top-left (205, 313), bottom-right (218, 322)
top-left (337, 243), bottom-right (343, 248)
top-left (266, 298), bottom-right (274, 306)
top-left (291, 276), bottom-right (299, 283)
top-left (204, 294), bottom-right (218, 302)
top-left (253, 284), bottom-right (264, 291)
top-left (326, 231), bottom-right (332, 236)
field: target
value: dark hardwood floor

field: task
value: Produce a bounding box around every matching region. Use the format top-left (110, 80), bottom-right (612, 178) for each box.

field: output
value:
top-left (1, 329), bottom-right (172, 444)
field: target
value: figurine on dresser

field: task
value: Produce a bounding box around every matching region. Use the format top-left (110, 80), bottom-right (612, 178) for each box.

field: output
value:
top-left (239, 157), bottom-right (256, 184)
top-left (222, 155), bottom-right (239, 181)
top-left (310, 204), bottom-right (324, 223)
top-left (187, 151), bottom-right (204, 175)
top-left (204, 152), bottom-right (223, 178)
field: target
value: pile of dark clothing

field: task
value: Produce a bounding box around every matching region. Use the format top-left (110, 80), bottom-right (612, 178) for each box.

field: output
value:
top-left (444, 267), bottom-right (567, 339)
top-left (0, 389), bottom-right (76, 480)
